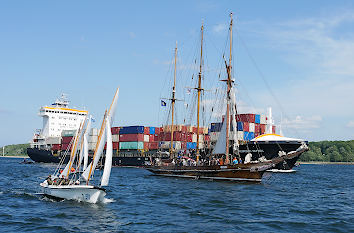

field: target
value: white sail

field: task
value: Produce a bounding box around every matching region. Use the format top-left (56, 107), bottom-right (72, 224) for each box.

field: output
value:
top-left (82, 126), bottom-right (106, 181)
top-left (61, 126), bottom-right (83, 178)
top-left (212, 110), bottom-right (227, 155)
top-left (82, 87), bottom-right (119, 181)
top-left (230, 87), bottom-right (239, 152)
top-left (101, 118), bottom-right (112, 186)
top-left (82, 115), bottom-right (92, 171)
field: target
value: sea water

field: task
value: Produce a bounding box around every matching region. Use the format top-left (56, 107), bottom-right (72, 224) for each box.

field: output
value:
top-left (0, 157), bottom-right (353, 232)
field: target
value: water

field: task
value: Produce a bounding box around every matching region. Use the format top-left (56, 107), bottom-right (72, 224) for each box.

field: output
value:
top-left (0, 158), bottom-right (353, 232)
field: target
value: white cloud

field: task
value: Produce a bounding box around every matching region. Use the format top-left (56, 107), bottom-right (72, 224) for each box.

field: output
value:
top-left (347, 121), bottom-right (354, 128)
top-left (282, 115), bottom-right (322, 130)
top-left (213, 23), bottom-right (227, 34)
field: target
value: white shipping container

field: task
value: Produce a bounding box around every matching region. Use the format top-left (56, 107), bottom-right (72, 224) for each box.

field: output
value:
top-left (159, 141), bottom-right (181, 150)
top-left (46, 137), bottom-right (61, 144)
top-left (210, 132), bottom-right (220, 141)
top-left (237, 131), bottom-right (244, 141)
top-left (192, 134), bottom-right (197, 142)
top-left (88, 135), bottom-right (98, 143)
top-left (260, 115), bottom-right (266, 124)
top-left (144, 135), bottom-right (150, 142)
top-left (198, 142), bottom-right (204, 149)
top-left (90, 128), bottom-right (99, 136)
top-left (112, 134), bottom-right (119, 142)
top-left (249, 123), bottom-right (255, 132)
top-left (198, 135), bottom-right (204, 142)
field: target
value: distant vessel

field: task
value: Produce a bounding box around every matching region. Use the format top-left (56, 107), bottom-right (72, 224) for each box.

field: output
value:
top-left (27, 94), bottom-right (88, 163)
top-left (40, 88), bottom-right (119, 203)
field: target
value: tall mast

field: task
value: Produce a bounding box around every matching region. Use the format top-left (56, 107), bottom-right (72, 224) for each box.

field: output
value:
top-left (225, 13), bottom-right (233, 165)
top-left (170, 42), bottom-right (177, 155)
top-left (196, 23), bottom-right (204, 162)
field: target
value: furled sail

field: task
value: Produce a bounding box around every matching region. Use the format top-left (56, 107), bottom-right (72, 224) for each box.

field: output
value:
top-left (82, 115), bottom-right (92, 171)
top-left (230, 87), bottom-right (239, 153)
top-left (101, 118), bottom-right (112, 186)
top-left (212, 109), bottom-right (227, 155)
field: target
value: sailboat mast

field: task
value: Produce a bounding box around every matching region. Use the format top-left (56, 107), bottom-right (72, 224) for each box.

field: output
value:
top-left (66, 120), bottom-right (85, 178)
top-left (196, 23), bottom-right (204, 162)
top-left (170, 42), bottom-right (177, 154)
top-left (225, 13), bottom-right (233, 165)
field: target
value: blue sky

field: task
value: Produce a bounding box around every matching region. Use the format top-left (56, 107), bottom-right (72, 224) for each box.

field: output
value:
top-left (1, 0), bottom-right (354, 146)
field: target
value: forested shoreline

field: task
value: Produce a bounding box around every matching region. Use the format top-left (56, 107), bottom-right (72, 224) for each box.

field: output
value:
top-left (2, 140), bottom-right (354, 162)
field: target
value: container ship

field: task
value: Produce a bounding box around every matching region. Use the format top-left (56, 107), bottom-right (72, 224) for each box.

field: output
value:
top-left (27, 96), bottom-right (307, 170)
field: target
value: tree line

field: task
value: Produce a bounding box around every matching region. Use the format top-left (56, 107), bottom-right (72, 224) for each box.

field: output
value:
top-left (300, 140), bottom-right (354, 162)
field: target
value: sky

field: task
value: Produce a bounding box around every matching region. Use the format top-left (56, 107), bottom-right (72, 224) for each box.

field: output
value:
top-left (1, 0), bottom-right (354, 146)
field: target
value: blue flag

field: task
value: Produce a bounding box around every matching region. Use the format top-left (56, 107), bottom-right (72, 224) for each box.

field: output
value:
top-left (161, 100), bottom-right (166, 106)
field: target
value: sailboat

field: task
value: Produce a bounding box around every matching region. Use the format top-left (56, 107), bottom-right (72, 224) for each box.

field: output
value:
top-left (40, 88), bottom-right (119, 203)
top-left (145, 14), bottom-right (308, 182)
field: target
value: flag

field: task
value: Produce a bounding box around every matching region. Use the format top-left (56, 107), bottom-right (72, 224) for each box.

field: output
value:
top-left (161, 100), bottom-right (167, 106)
top-left (186, 88), bottom-right (191, 95)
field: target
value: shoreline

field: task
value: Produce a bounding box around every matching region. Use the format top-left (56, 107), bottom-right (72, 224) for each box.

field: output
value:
top-left (299, 161), bottom-right (354, 165)
top-left (0, 155), bottom-right (29, 159)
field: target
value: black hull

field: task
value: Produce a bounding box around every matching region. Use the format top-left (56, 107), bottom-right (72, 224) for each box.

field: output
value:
top-left (238, 141), bottom-right (307, 170)
top-left (27, 148), bottom-right (61, 163)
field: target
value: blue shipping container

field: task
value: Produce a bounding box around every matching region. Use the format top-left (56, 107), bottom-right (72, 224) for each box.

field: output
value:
top-left (255, 115), bottom-right (261, 124)
top-left (119, 126), bottom-right (145, 135)
top-left (237, 122), bottom-right (243, 131)
top-left (186, 142), bottom-right (196, 150)
top-left (243, 132), bottom-right (255, 141)
top-left (149, 127), bottom-right (155, 135)
top-left (210, 123), bottom-right (223, 132)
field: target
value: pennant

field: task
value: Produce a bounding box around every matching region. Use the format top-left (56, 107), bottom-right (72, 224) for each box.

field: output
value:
top-left (161, 100), bottom-right (167, 106)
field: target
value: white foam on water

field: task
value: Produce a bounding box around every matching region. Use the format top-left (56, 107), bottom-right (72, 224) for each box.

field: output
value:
top-left (102, 197), bottom-right (115, 204)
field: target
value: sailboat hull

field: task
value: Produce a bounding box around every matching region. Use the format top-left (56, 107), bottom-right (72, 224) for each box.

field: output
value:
top-left (40, 184), bottom-right (106, 203)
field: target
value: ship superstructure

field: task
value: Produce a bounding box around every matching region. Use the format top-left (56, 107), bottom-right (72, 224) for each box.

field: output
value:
top-left (30, 94), bottom-right (88, 150)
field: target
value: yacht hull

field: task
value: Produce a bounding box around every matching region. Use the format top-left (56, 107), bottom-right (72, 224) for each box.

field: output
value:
top-left (40, 184), bottom-right (106, 203)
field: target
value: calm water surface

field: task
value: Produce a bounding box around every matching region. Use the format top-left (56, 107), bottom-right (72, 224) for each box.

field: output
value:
top-left (0, 157), bottom-right (353, 232)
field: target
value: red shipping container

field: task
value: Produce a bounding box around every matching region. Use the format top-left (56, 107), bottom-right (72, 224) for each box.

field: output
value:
top-left (243, 122), bottom-right (249, 132)
top-left (160, 127), bottom-right (163, 133)
top-left (254, 132), bottom-right (260, 138)
top-left (182, 125), bottom-right (187, 132)
top-left (181, 142), bottom-right (186, 150)
top-left (155, 127), bottom-right (161, 134)
top-left (144, 127), bottom-right (150, 135)
top-left (113, 142), bottom-right (119, 150)
top-left (111, 127), bottom-right (120, 135)
top-left (254, 123), bottom-right (260, 134)
top-left (52, 144), bottom-right (61, 150)
top-left (144, 142), bottom-right (149, 150)
top-left (149, 135), bottom-right (154, 142)
top-left (119, 134), bottom-right (144, 142)
top-left (186, 133), bottom-right (193, 142)
top-left (260, 124), bottom-right (266, 134)
top-left (272, 126), bottom-right (276, 134)
top-left (61, 143), bottom-right (71, 151)
top-left (149, 142), bottom-right (159, 150)
top-left (154, 134), bottom-right (159, 142)
top-left (62, 136), bottom-right (73, 144)
top-left (204, 135), bottom-right (210, 141)
top-left (240, 114), bottom-right (255, 123)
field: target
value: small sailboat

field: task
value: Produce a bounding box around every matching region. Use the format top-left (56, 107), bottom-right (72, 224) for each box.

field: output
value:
top-left (40, 88), bottom-right (119, 203)
top-left (145, 14), bottom-right (308, 182)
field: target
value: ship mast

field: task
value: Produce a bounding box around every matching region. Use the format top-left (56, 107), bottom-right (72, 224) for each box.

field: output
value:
top-left (225, 13), bottom-right (233, 165)
top-left (196, 23), bottom-right (204, 162)
top-left (170, 42), bottom-right (178, 155)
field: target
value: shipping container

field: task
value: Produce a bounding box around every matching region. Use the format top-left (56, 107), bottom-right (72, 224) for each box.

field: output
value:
top-left (51, 144), bottom-right (61, 150)
top-left (149, 127), bottom-right (155, 135)
top-left (204, 135), bottom-right (210, 141)
top-left (255, 114), bottom-right (261, 124)
top-left (119, 126), bottom-right (144, 135)
top-left (210, 132), bottom-right (219, 141)
top-left (113, 142), bottom-right (119, 150)
top-left (239, 114), bottom-right (255, 123)
top-left (119, 134), bottom-right (144, 142)
top-left (243, 122), bottom-right (250, 132)
top-left (88, 135), bottom-right (98, 143)
top-left (46, 137), bottom-right (61, 144)
top-left (254, 123), bottom-right (260, 134)
top-left (237, 131), bottom-right (244, 141)
top-left (111, 127), bottom-right (120, 135)
top-left (112, 134), bottom-right (119, 142)
top-left (260, 124), bottom-right (266, 134)
top-left (144, 135), bottom-right (150, 142)
top-left (249, 123), bottom-right (255, 132)
top-left (243, 132), bottom-right (255, 141)
top-left (61, 143), bottom-right (72, 151)
top-left (119, 141), bottom-right (144, 150)
top-left (186, 142), bottom-right (197, 150)
top-left (237, 122), bottom-right (243, 131)
top-left (149, 134), bottom-right (155, 142)
top-left (144, 127), bottom-right (150, 135)
top-left (272, 125), bottom-right (276, 134)
top-left (62, 136), bottom-right (73, 144)
top-left (192, 134), bottom-right (197, 142)
top-left (149, 142), bottom-right (159, 150)
top-left (61, 130), bottom-right (77, 137)
top-left (260, 115), bottom-right (267, 124)
top-left (159, 141), bottom-right (181, 150)
top-left (88, 142), bottom-right (96, 151)
top-left (210, 122), bottom-right (222, 132)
